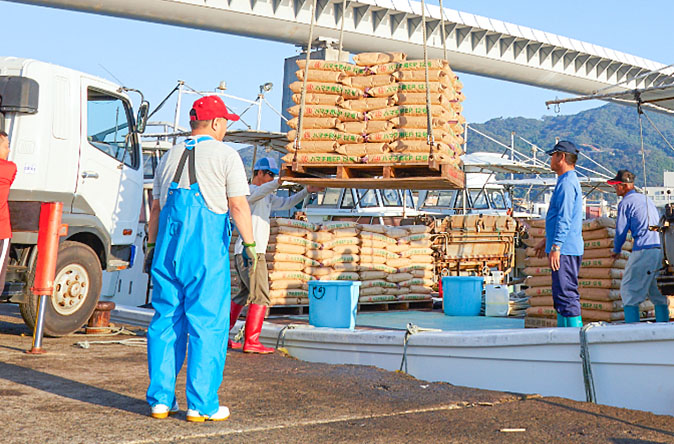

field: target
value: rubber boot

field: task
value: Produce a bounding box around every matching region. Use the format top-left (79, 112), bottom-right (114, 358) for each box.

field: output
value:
top-left (228, 302), bottom-right (245, 349)
top-left (243, 304), bottom-right (275, 354)
top-left (623, 305), bottom-right (640, 323)
top-left (567, 316), bottom-right (583, 328)
top-left (556, 313), bottom-right (567, 327)
top-left (654, 305), bottom-right (670, 323)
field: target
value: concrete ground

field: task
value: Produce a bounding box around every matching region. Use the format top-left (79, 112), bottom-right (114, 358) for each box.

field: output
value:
top-left (1, 304), bottom-right (673, 444)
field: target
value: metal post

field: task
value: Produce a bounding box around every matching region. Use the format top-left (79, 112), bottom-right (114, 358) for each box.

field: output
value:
top-left (172, 81), bottom-right (184, 145)
top-left (256, 94), bottom-right (263, 131)
top-left (510, 131), bottom-right (515, 180)
top-left (29, 295), bottom-right (49, 353)
top-left (250, 144), bottom-right (259, 181)
top-left (27, 202), bottom-right (67, 354)
top-left (463, 123), bottom-right (468, 154)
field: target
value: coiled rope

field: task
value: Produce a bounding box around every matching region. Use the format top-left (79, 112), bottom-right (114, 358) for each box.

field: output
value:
top-left (399, 322), bottom-right (441, 373)
top-left (579, 322), bottom-right (604, 403)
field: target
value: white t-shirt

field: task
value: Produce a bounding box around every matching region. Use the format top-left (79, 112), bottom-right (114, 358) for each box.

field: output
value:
top-left (153, 137), bottom-right (249, 213)
top-left (234, 181), bottom-right (309, 254)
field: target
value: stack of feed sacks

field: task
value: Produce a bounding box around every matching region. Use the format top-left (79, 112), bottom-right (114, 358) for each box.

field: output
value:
top-left (284, 51), bottom-right (465, 166)
top-left (357, 224), bottom-right (401, 303)
top-left (577, 217), bottom-right (640, 322)
top-left (521, 218), bottom-right (559, 323)
top-left (319, 221), bottom-right (361, 282)
top-left (300, 222), bottom-right (435, 304)
top-left (523, 217), bottom-right (645, 324)
top-left (267, 218), bottom-right (319, 306)
top-left (397, 225), bottom-right (435, 300)
top-left (356, 224), bottom-right (435, 303)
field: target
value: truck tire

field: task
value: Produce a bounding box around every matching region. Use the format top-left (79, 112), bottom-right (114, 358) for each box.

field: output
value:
top-left (19, 241), bottom-right (102, 337)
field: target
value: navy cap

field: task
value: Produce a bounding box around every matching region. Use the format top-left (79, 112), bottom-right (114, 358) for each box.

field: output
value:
top-left (546, 140), bottom-right (579, 156)
top-left (254, 157), bottom-right (279, 175)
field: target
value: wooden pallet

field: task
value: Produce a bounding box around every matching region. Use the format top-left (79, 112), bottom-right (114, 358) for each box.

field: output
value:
top-left (358, 299), bottom-right (434, 311)
top-left (268, 304), bottom-right (309, 316)
top-left (281, 160), bottom-right (464, 190)
top-left (524, 316), bottom-right (557, 328)
top-left (268, 299), bottom-right (433, 316)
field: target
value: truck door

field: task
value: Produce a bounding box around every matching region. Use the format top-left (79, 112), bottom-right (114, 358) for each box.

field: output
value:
top-left (77, 86), bottom-right (143, 246)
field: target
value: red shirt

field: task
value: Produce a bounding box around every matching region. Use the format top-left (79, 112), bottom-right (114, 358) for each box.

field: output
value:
top-left (0, 160), bottom-right (17, 239)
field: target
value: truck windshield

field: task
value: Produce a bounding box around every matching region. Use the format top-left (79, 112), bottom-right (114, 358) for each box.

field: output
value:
top-left (87, 89), bottom-right (139, 169)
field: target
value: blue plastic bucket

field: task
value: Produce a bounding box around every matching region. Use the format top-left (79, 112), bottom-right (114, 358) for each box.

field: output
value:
top-left (442, 276), bottom-right (483, 316)
top-left (308, 280), bottom-right (360, 329)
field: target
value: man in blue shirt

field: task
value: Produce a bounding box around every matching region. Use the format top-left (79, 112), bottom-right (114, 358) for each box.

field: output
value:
top-left (535, 141), bottom-right (584, 327)
top-left (608, 169), bottom-right (669, 323)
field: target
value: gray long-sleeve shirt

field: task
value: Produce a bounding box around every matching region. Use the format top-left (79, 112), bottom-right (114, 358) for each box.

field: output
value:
top-left (234, 181), bottom-right (308, 254)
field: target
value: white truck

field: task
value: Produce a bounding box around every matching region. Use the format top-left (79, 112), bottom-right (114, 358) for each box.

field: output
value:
top-left (0, 57), bottom-right (148, 336)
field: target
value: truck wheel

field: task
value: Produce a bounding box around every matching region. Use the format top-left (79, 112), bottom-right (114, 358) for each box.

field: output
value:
top-left (19, 241), bottom-right (102, 337)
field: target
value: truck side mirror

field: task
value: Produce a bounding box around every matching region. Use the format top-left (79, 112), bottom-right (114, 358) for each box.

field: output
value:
top-left (136, 101), bottom-right (149, 134)
top-left (0, 76), bottom-right (39, 113)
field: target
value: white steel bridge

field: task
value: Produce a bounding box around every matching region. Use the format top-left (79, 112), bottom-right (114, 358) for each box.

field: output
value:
top-left (8, 0), bottom-right (674, 98)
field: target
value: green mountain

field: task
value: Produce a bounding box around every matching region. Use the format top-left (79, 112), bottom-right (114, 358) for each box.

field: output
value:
top-left (470, 103), bottom-right (674, 186)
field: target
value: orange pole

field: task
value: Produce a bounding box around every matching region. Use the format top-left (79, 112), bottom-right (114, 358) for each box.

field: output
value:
top-left (26, 202), bottom-right (68, 354)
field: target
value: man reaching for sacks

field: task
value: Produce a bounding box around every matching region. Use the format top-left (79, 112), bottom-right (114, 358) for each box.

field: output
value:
top-left (229, 157), bottom-right (322, 353)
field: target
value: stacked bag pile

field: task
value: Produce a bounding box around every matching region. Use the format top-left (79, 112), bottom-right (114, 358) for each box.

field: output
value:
top-left (355, 224), bottom-right (435, 303)
top-left (522, 217), bottom-right (656, 324)
top-left (259, 219), bottom-right (435, 307)
top-left (316, 221), bottom-right (361, 283)
top-left (284, 51), bottom-right (465, 166)
top-left (229, 218), bottom-right (435, 308)
top-left (266, 218), bottom-right (320, 306)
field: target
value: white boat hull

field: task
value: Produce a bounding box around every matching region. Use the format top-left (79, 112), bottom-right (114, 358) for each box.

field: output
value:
top-left (113, 305), bottom-right (674, 416)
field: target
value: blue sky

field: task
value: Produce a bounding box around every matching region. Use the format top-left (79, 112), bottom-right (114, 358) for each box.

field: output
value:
top-left (2, 0), bottom-right (672, 131)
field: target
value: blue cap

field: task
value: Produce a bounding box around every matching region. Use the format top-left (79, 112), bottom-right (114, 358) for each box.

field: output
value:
top-left (254, 157), bottom-right (279, 175)
top-left (546, 140), bottom-right (578, 156)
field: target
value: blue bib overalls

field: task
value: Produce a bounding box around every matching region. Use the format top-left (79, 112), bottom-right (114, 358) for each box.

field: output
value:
top-left (146, 136), bottom-right (232, 416)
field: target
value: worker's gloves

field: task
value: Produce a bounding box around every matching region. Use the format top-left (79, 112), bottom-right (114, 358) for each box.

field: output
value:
top-left (242, 243), bottom-right (258, 273)
top-left (143, 247), bottom-right (155, 275)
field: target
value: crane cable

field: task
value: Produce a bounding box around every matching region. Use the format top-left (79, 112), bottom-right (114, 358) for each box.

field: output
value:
top-left (338, 0), bottom-right (347, 61)
top-left (438, 0), bottom-right (448, 62)
top-left (292, 0), bottom-right (319, 163)
top-left (420, 0), bottom-right (436, 164)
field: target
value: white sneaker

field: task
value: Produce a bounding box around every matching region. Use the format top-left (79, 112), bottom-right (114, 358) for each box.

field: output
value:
top-left (150, 400), bottom-right (179, 419)
top-left (186, 406), bottom-right (230, 422)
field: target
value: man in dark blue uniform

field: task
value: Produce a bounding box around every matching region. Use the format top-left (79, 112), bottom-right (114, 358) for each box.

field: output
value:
top-left (536, 141), bottom-right (584, 327)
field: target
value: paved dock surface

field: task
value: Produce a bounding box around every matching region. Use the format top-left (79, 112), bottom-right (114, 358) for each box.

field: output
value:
top-left (1, 305), bottom-right (673, 444)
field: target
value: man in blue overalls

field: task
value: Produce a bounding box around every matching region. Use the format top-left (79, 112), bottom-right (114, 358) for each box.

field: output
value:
top-left (144, 96), bottom-right (257, 421)
top-left (535, 141), bottom-right (584, 327)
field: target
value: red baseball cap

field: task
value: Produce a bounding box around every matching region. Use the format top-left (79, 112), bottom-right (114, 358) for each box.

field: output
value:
top-left (189, 95), bottom-right (240, 121)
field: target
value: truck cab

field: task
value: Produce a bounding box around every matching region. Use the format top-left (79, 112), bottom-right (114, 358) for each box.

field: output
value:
top-left (0, 57), bottom-right (147, 335)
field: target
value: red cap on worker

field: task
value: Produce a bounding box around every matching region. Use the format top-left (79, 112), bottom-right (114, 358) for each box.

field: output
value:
top-left (189, 95), bottom-right (240, 121)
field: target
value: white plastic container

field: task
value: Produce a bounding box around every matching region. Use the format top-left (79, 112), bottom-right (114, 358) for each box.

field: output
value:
top-left (484, 284), bottom-right (509, 317)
